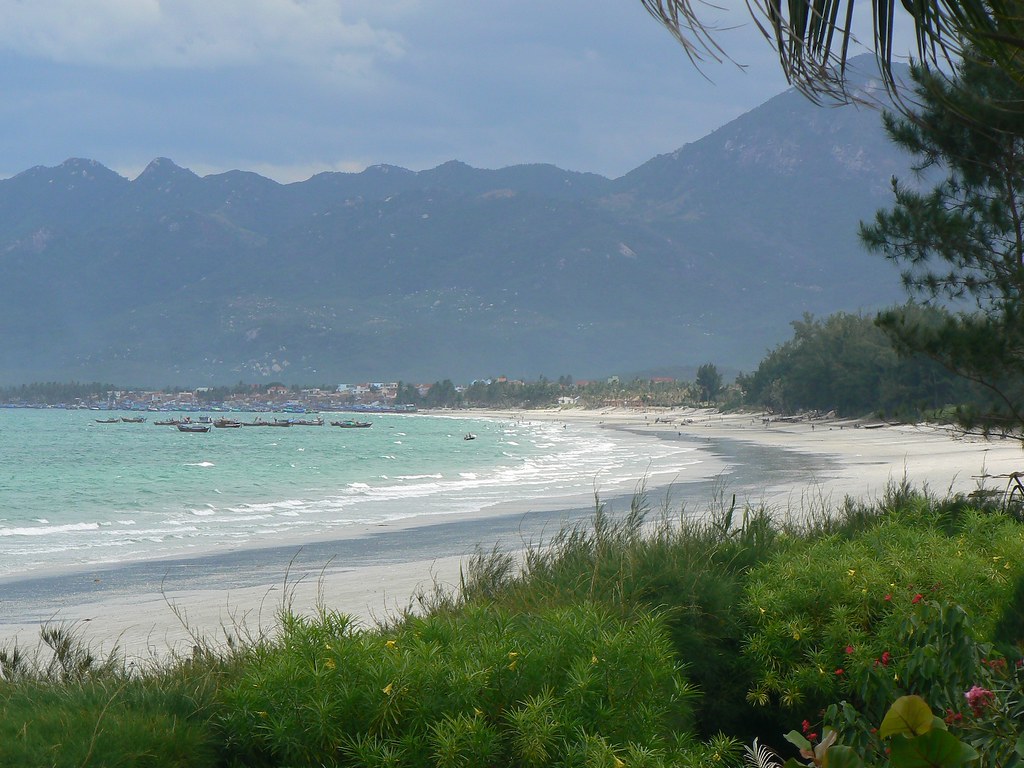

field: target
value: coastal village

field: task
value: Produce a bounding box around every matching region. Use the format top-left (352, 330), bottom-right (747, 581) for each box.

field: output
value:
top-left (0, 375), bottom-right (695, 412)
top-left (2, 383), bottom-right (423, 413)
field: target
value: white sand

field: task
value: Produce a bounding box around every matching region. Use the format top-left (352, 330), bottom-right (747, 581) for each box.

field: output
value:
top-left (3, 407), bottom-right (1021, 662)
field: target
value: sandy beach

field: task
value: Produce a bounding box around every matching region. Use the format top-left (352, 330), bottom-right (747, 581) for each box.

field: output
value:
top-left (3, 407), bottom-right (1021, 661)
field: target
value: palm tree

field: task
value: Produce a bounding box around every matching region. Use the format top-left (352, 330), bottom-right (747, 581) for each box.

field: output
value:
top-left (640, 0), bottom-right (1024, 101)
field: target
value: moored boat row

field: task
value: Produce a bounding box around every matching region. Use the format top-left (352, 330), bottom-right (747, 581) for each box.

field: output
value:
top-left (98, 414), bottom-right (380, 431)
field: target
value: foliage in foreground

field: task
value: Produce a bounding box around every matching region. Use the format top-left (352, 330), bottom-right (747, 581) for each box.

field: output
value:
top-left (742, 492), bottom-right (1024, 713)
top-left (0, 625), bottom-right (222, 768)
top-left (217, 603), bottom-right (696, 767)
top-left (2, 484), bottom-right (1024, 767)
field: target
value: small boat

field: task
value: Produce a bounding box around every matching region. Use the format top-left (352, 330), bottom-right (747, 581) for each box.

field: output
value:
top-left (121, 416), bottom-right (146, 423)
top-left (291, 417), bottom-right (324, 426)
top-left (463, 433), bottom-right (477, 441)
top-left (154, 418), bottom-right (181, 426)
top-left (331, 420), bottom-right (372, 428)
top-left (95, 417), bottom-right (120, 423)
top-left (213, 418), bottom-right (243, 428)
top-left (268, 419), bottom-right (292, 427)
top-left (177, 423), bottom-right (211, 433)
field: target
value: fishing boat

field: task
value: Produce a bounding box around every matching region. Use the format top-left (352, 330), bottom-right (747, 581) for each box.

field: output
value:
top-left (213, 418), bottom-right (243, 428)
top-left (177, 423), bottom-right (211, 433)
top-left (121, 416), bottom-right (146, 423)
top-left (330, 419), bottom-right (372, 428)
top-left (463, 433), bottom-right (477, 441)
top-left (291, 417), bottom-right (324, 426)
top-left (95, 417), bottom-right (120, 424)
top-left (154, 418), bottom-right (181, 426)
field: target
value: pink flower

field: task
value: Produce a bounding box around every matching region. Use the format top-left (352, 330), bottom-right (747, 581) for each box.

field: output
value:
top-left (964, 685), bottom-right (995, 716)
top-left (884, 594), bottom-right (892, 601)
top-left (911, 593), bottom-right (923, 604)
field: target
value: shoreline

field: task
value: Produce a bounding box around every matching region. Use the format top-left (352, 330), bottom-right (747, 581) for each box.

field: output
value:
top-left (3, 407), bottom-right (1020, 659)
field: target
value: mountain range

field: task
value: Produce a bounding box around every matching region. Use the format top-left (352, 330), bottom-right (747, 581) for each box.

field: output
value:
top-left (0, 63), bottom-right (913, 386)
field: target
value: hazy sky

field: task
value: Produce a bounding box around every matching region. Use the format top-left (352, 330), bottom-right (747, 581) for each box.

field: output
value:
top-left (0, 1), bottom-right (907, 182)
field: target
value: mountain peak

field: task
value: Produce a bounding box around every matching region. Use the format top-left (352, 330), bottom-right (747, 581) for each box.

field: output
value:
top-left (132, 157), bottom-right (201, 195)
top-left (54, 158), bottom-right (125, 184)
top-left (135, 157), bottom-right (197, 182)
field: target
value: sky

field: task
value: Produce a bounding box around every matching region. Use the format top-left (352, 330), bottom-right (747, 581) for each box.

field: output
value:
top-left (0, 1), bottom-right (911, 183)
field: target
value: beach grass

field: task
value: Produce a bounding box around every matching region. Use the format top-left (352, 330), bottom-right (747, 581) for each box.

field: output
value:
top-left (1, 484), bottom-right (1022, 767)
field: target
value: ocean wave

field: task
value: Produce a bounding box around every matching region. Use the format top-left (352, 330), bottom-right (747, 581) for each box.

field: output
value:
top-left (0, 521), bottom-right (100, 537)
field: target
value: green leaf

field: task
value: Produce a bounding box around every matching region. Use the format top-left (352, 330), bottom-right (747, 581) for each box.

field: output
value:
top-left (784, 730), bottom-right (812, 752)
top-left (887, 729), bottom-right (979, 768)
top-left (823, 745), bottom-right (865, 768)
top-left (879, 695), bottom-right (934, 738)
top-left (1016, 733), bottom-right (1024, 758)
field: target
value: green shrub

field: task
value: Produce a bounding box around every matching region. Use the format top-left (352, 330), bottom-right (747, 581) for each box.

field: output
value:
top-left (742, 503), bottom-right (1024, 715)
top-left (444, 491), bottom-right (779, 739)
top-left (217, 602), bottom-right (696, 767)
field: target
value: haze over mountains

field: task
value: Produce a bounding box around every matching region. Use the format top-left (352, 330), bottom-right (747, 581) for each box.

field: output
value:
top-left (0, 62), bottom-right (912, 386)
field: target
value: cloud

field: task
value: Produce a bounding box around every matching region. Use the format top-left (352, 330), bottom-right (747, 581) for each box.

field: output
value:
top-left (0, 0), bottom-right (406, 74)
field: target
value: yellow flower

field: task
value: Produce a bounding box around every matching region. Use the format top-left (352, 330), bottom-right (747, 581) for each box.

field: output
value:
top-left (847, 569), bottom-right (856, 577)
top-left (591, 655), bottom-right (599, 664)
top-left (507, 659), bottom-right (518, 671)
top-left (508, 651), bottom-right (518, 659)
top-left (324, 659), bottom-right (336, 670)
top-left (792, 630), bottom-right (801, 640)
top-left (614, 757), bottom-right (625, 767)
top-left (474, 707), bottom-right (484, 716)
top-left (383, 682), bottom-right (394, 695)
top-left (385, 639), bottom-right (397, 649)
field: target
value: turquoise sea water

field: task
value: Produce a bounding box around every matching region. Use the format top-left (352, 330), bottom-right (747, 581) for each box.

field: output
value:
top-left (0, 410), bottom-right (707, 581)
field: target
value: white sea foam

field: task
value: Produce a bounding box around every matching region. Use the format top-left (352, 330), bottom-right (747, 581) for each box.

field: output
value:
top-left (0, 521), bottom-right (100, 537)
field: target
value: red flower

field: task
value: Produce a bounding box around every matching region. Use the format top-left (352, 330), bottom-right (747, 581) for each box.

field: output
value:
top-left (983, 658), bottom-right (1007, 673)
top-left (884, 594), bottom-right (892, 601)
top-left (880, 651), bottom-right (891, 666)
top-left (801, 719), bottom-right (813, 734)
top-left (844, 645), bottom-right (854, 654)
top-left (835, 668), bottom-right (845, 676)
top-left (911, 593), bottom-right (923, 604)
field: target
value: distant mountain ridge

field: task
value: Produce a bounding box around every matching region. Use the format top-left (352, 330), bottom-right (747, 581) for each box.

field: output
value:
top-left (0, 60), bottom-right (911, 385)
